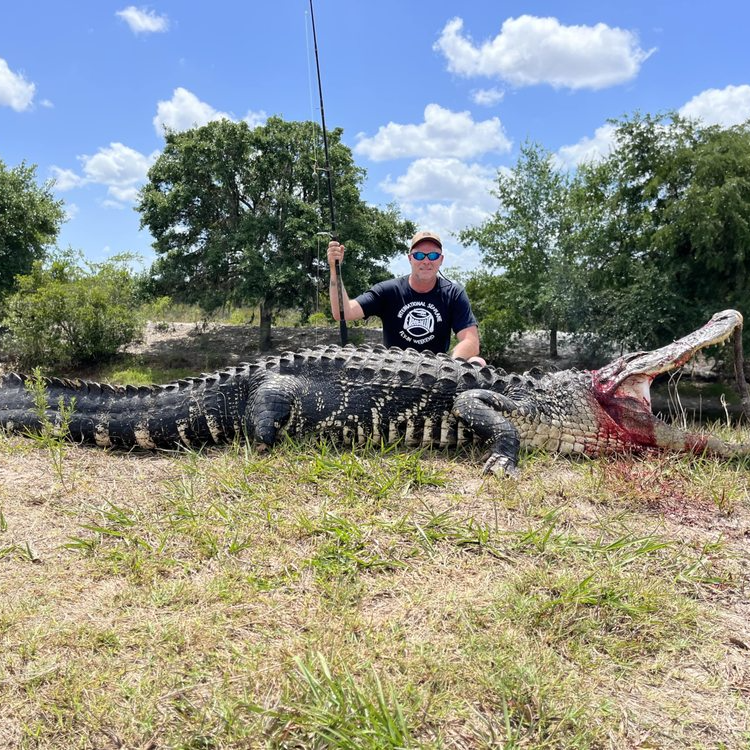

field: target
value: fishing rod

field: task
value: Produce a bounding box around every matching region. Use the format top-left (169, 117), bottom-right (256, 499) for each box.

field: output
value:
top-left (309, 0), bottom-right (347, 345)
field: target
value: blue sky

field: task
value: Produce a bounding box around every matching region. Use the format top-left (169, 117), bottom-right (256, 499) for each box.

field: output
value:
top-left (2, 1), bottom-right (749, 277)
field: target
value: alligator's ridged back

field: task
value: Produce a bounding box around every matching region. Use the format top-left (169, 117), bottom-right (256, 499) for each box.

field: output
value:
top-left (268, 344), bottom-right (505, 390)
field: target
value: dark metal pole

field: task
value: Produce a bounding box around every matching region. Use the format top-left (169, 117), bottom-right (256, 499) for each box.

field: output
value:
top-left (309, 0), bottom-right (347, 345)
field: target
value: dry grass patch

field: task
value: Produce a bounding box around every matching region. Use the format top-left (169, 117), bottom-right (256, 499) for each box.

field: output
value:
top-left (1, 434), bottom-right (749, 748)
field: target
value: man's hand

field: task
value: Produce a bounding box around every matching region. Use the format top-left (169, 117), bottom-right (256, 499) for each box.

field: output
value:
top-left (327, 240), bottom-right (345, 269)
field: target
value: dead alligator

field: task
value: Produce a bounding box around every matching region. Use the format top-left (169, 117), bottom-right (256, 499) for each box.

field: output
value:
top-left (0, 310), bottom-right (748, 475)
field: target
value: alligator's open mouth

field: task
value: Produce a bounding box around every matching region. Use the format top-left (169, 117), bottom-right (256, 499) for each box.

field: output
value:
top-left (592, 309), bottom-right (744, 410)
top-left (582, 310), bottom-right (746, 455)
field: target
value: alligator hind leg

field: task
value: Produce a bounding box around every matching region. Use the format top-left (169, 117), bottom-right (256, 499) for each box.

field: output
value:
top-left (452, 390), bottom-right (522, 476)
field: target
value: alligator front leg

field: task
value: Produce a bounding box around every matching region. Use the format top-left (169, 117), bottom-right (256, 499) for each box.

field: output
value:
top-left (452, 390), bottom-right (522, 476)
top-left (246, 380), bottom-right (295, 447)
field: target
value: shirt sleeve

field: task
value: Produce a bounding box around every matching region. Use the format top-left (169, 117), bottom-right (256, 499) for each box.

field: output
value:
top-left (354, 281), bottom-right (387, 319)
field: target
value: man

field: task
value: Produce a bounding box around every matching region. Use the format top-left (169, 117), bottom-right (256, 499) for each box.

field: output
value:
top-left (327, 230), bottom-right (485, 364)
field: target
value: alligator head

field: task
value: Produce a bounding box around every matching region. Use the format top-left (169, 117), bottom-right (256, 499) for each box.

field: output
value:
top-left (590, 309), bottom-right (746, 456)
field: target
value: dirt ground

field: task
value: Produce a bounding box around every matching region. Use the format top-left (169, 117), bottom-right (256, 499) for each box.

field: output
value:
top-left (122, 321), bottom-right (385, 371)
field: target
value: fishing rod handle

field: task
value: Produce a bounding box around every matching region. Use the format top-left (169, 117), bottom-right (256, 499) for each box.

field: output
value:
top-left (333, 258), bottom-right (348, 345)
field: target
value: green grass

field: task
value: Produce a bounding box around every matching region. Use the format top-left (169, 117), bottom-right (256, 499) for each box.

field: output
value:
top-left (260, 652), bottom-right (414, 748)
top-left (98, 362), bottom-right (199, 385)
top-left (0, 434), bottom-right (748, 748)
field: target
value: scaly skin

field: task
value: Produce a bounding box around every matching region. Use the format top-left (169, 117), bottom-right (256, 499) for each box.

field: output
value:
top-left (0, 310), bottom-right (747, 475)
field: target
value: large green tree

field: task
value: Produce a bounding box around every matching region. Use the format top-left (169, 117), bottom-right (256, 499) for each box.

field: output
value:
top-left (461, 116), bottom-right (750, 359)
top-left (0, 159), bottom-right (65, 301)
top-left (577, 113), bottom-right (750, 348)
top-left (138, 117), bottom-right (413, 349)
top-left (460, 142), bottom-right (584, 358)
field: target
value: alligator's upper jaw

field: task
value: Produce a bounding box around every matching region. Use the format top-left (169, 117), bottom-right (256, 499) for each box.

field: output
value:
top-left (592, 309), bottom-right (744, 405)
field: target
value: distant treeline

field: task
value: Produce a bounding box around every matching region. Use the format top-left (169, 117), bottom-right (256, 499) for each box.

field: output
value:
top-left (2, 112), bottom-right (749, 368)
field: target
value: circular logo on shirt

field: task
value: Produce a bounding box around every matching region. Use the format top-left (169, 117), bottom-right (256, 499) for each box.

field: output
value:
top-left (403, 307), bottom-right (435, 338)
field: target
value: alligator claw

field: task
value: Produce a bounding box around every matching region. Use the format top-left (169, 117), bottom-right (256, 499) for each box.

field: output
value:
top-left (482, 454), bottom-right (520, 478)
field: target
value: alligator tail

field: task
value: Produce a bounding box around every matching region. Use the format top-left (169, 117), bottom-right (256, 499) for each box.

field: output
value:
top-left (0, 371), bottom-right (252, 449)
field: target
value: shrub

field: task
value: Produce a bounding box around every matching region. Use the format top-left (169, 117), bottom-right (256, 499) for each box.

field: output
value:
top-left (307, 311), bottom-right (330, 327)
top-left (227, 306), bottom-right (256, 325)
top-left (2, 251), bottom-right (144, 369)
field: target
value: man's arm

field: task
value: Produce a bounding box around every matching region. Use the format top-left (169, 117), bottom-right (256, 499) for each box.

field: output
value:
top-left (327, 241), bottom-right (365, 321)
top-left (451, 326), bottom-right (485, 364)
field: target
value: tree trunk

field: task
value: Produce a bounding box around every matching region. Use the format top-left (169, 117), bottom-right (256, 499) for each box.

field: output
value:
top-left (549, 326), bottom-right (558, 359)
top-left (733, 327), bottom-right (750, 421)
top-left (259, 300), bottom-right (273, 351)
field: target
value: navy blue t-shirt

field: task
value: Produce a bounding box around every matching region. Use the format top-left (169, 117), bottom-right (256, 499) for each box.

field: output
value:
top-left (355, 276), bottom-right (478, 354)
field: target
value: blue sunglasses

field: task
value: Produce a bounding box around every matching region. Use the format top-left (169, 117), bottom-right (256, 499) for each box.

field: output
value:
top-left (411, 250), bottom-right (442, 261)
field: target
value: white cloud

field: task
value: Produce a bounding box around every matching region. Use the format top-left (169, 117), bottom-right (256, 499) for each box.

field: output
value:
top-left (355, 103), bottom-right (511, 161)
top-left (381, 158), bottom-right (499, 208)
top-left (154, 87), bottom-right (229, 134)
top-left (108, 185), bottom-right (141, 203)
top-left (50, 166), bottom-right (86, 191)
top-left (0, 58), bottom-right (35, 111)
top-left (435, 15), bottom-right (653, 90)
top-left (82, 142), bottom-right (155, 185)
top-left (116, 6), bottom-right (169, 34)
top-left (554, 123), bottom-right (616, 169)
top-left (244, 110), bottom-right (267, 129)
top-left (391, 200), bottom-right (489, 274)
top-left (471, 87), bottom-right (504, 106)
top-left (76, 142), bottom-right (158, 204)
top-left (679, 84), bottom-right (750, 128)
top-left (380, 158), bottom-right (503, 273)
top-left (101, 199), bottom-right (127, 210)
top-left (412, 201), bottom-right (497, 244)
top-left (153, 87), bottom-right (266, 136)
top-left (554, 85), bottom-right (750, 171)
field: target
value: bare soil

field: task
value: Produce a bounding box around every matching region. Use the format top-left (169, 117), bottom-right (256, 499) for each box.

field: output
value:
top-left (122, 321), bottom-right (385, 371)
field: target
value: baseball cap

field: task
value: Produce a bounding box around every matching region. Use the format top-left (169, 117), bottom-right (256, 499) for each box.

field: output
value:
top-left (410, 230), bottom-right (442, 251)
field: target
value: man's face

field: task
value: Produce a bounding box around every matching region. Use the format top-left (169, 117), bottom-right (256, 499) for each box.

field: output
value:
top-left (408, 241), bottom-right (444, 281)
